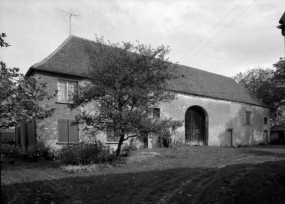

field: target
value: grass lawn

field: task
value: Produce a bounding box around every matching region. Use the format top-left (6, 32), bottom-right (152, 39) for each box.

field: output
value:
top-left (1, 145), bottom-right (285, 204)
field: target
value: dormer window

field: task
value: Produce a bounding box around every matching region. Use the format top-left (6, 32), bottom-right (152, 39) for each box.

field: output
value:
top-left (57, 79), bottom-right (77, 102)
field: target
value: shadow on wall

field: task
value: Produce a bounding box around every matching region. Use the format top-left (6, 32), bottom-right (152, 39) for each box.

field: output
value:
top-left (218, 106), bottom-right (266, 147)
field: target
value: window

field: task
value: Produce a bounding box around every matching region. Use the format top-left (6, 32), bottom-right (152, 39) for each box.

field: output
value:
top-left (264, 117), bottom-right (268, 125)
top-left (57, 79), bottom-right (77, 102)
top-left (106, 127), bottom-right (120, 142)
top-left (153, 108), bottom-right (160, 118)
top-left (58, 119), bottom-right (79, 143)
top-left (245, 111), bottom-right (251, 125)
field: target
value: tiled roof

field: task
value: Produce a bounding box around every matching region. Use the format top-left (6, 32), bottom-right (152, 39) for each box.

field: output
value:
top-left (271, 124), bottom-right (285, 131)
top-left (26, 35), bottom-right (266, 107)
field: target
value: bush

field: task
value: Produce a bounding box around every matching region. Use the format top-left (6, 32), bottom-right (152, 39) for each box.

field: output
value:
top-left (24, 142), bottom-right (58, 162)
top-left (270, 138), bottom-right (285, 145)
top-left (1, 144), bottom-right (24, 160)
top-left (157, 130), bottom-right (172, 148)
top-left (120, 143), bottom-right (137, 157)
top-left (1, 141), bottom-right (58, 162)
top-left (60, 141), bottom-right (115, 165)
top-left (0, 131), bottom-right (15, 145)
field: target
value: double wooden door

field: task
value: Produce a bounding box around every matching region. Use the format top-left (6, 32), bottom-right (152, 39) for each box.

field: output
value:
top-left (185, 106), bottom-right (206, 145)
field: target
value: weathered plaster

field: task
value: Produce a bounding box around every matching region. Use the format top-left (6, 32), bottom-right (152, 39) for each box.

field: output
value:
top-left (33, 71), bottom-right (270, 149)
top-left (160, 93), bottom-right (270, 147)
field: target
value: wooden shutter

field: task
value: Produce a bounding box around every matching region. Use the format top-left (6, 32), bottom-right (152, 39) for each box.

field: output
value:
top-left (69, 120), bottom-right (79, 142)
top-left (58, 119), bottom-right (69, 142)
top-left (26, 119), bottom-right (36, 146)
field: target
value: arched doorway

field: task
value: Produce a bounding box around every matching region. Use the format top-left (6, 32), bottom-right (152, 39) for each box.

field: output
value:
top-left (185, 106), bottom-right (208, 145)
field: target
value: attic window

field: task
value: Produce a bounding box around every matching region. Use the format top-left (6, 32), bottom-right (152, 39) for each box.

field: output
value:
top-left (57, 79), bottom-right (77, 102)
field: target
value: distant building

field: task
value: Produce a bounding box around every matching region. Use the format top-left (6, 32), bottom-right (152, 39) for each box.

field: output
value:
top-left (271, 124), bottom-right (285, 141)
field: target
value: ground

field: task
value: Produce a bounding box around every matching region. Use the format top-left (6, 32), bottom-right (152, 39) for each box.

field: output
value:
top-left (1, 145), bottom-right (285, 204)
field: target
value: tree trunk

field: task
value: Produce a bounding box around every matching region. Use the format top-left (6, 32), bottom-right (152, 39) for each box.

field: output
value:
top-left (116, 134), bottom-right (125, 157)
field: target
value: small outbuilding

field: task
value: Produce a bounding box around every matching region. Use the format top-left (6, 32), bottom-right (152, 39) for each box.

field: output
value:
top-left (270, 124), bottom-right (285, 141)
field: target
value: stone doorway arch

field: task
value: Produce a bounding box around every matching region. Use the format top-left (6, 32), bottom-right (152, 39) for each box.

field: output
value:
top-left (185, 106), bottom-right (208, 145)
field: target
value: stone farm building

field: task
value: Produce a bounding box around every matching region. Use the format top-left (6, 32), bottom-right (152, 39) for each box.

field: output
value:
top-left (22, 35), bottom-right (270, 150)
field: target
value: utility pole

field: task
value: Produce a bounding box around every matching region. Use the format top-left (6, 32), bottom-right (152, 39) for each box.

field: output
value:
top-left (277, 12), bottom-right (285, 61)
top-left (61, 10), bottom-right (79, 35)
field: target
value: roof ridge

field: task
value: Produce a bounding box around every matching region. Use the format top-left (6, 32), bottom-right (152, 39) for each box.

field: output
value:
top-left (31, 35), bottom-right (74, 68)
top-left (71, 35), bottom-right (97, 44)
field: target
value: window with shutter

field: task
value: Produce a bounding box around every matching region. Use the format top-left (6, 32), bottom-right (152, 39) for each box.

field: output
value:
top-left (69, 121), bottom-right (79, 142)
top-left (58, 119), bottom-right (79, 143)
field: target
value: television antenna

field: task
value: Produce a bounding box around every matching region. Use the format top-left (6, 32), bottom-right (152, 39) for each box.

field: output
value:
top-left (61, 10), bottom-right (79, 35)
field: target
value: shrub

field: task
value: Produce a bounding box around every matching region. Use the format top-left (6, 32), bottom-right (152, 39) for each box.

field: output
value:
top-left (25, 142), bottom-right (58, 162)
top-left (0, 131), bottom-right (15, 145)
top-left (270, 138), bottom-right (285, 145)
top-left (1, 141), bottom-right (58, 162)
top-left (1, 144), bottom-right (24, 160)
top-left (120, 144), bottom-right (133, 157)
top-left (157, 130), bottom-right (172, 148)
top-left (60, 141), bottom-right (115, 165)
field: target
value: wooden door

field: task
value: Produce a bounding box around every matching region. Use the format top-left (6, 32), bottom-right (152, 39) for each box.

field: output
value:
top-left (226, 129), bottom-right (233, 147)
top-left (185, 106), bottom-right (205, 144)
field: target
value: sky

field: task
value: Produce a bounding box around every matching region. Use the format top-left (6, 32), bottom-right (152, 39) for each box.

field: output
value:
top-left (0, 0), bottom-right (284, 77)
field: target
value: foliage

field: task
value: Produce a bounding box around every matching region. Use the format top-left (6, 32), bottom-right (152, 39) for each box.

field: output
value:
top-left (60, 141), bottom-right (115, 165)
top-left (0, 33), bottom-right (54, 129)
top-left (270, 138), bottom-right (285, 145)
top-left (272, 60), bottom-right (285, 125)
top-left (0, 131), bottom-right (15, 145)
top-left (233, 64), bottom-right (285, 125)
top-left (1, 141), bottom-right (58, 162)
top-left (157, 129), bottom-right (172, 148)
top-left (24, 142), bottom-right (59, 162)
top-left (120, 143), bottom-right (138, 157)
top-left (1, 144), bottom-right (24, 160)
top-left (0, 33), bottom-right (10, 48)
top-left (71, 37), bottom-right (182, 157)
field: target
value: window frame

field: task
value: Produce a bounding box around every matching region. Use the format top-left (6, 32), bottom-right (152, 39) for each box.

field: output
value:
top-left (245, 111), bottom-right (251, 125)
top-left (57, 79), bottom-right (78, 103)
top-left (264, 117), bottom-right (268, 125)
top-left (57, 119), bottom-right (79, 143)
top-left (106, 126), bottom-right (121, 143)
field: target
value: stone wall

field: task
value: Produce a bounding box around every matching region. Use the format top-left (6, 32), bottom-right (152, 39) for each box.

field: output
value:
top-left (33, 71), bottom-right (270, 149)
top-left (160, 93), bottom-right (270, 147)
top-left (33, 71), bottom-right (82, 150)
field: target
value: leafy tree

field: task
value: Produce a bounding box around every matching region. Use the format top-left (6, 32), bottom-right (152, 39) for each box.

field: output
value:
top-left (71, 37), bottom-right (182, 157)
top-left (0, 33), bottom-right (54, 129)
top-left (272, 60), bottom-right (285, 124)
top-left (233, 65), bottom-right (285, 125)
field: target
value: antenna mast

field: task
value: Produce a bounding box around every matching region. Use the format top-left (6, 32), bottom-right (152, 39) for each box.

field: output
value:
top-left (61, 10), bottom-right (79, 35)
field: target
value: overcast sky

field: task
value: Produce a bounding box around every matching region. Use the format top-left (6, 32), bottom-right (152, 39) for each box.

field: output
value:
top-left (0, 0), bottom-right (284, 77)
